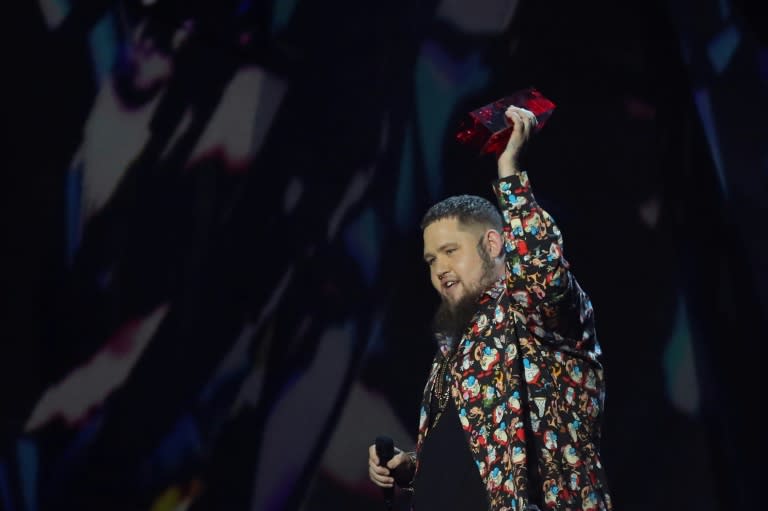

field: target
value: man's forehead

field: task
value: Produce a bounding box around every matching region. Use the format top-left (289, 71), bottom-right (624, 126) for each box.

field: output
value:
top-left (423, 217), bottom-right (482, 250)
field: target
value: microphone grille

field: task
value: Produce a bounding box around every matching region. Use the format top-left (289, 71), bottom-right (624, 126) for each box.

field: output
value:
top-left (375, 435), bottom-right (394, 460)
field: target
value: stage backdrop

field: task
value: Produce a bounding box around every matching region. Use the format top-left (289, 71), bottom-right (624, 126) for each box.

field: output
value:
top-left (1, 1), bottom-right (765, 510)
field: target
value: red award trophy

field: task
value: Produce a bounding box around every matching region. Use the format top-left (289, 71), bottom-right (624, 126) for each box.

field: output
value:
top-left (456, 87), bottom-right (556, 156)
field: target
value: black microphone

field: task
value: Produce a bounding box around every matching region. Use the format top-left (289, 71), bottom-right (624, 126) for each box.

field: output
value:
top-left (375, 435), bottom-right (395, 510)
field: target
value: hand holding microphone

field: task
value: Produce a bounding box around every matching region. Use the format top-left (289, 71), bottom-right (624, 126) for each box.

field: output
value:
top-left (375, 436), bottom-right (395, 510)
top-left (367, 436), bottom-right (415, 509)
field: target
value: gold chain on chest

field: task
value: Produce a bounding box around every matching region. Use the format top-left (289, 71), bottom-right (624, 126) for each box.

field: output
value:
top-left (431, 352), bottom-right (456, 428)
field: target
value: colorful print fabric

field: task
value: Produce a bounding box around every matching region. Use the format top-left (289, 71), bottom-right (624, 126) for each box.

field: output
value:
top-left (414, 171), bottom-right (613, 511)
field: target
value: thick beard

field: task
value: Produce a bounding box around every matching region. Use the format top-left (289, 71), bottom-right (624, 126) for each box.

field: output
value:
top-left (431, 240), bottom-right (497, 348)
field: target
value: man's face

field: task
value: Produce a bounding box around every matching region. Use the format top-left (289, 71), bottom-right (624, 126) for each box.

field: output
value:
top-left (423, 217), bottom-right (495, 308)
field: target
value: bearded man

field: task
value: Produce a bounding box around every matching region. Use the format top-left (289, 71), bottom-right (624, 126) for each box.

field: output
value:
top-left (368, 106), bottom-right (613, 511)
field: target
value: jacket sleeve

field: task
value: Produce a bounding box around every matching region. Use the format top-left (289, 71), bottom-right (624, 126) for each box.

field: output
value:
top-left (492, 171), bottom-right (596, 350)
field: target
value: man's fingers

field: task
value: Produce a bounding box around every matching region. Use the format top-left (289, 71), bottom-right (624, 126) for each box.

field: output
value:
top-left (368, 444), bottom-right (379, 466)
top-left (368, 445), bottom-right (394, 487)
top-left (386, 451), bottom-right (408, 470)
top-left (506, 110), bottom-right (526, 147)
top-left (506, 106), bottom-right (536, 135)
top-left (520, 108), bottom-right (537, 133)
top-left (368, 459), bottom-right (394, 487)
top-left (507, 106), bottom-right (536, 121)
top-left (369, 457), bottom-right (389, 474)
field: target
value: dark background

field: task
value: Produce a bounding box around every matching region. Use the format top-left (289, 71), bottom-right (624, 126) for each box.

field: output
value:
top-left (2, 0), bottom-right (766, 510)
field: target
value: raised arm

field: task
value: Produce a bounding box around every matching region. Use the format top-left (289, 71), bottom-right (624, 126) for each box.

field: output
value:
top-left (493, 107), bottom-right (594, 348)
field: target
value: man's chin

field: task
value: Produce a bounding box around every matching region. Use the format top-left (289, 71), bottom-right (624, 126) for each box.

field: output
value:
top-left (443, 292), bottom-right (465, 309)
top-left (433, 289), bottom-right (482, 344)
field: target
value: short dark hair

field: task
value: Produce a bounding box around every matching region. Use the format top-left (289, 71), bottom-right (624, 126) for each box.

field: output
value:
top-left (420, 195), bottom-right (503, 232)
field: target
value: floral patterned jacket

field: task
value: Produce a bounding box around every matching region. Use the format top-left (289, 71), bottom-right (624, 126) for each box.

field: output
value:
top-left (413, 172), bottom-right (613, 511)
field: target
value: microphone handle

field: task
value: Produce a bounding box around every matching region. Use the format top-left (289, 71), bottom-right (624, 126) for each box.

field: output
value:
top-left (375, 436), bottom-right (395, 510)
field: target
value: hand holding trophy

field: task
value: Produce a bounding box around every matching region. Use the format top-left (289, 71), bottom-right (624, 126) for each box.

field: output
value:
top-left (455, 87), bottom-right (556, 156)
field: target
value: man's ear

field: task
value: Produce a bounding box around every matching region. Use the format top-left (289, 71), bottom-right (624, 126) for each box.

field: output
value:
top-left (485, 229), bottom-right (505, 259)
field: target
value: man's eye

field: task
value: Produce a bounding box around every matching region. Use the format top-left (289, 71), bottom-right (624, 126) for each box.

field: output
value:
top-left (426, 259), bottom-right (434, 266)
top-left (446, 248), bottom-right (456, 254)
